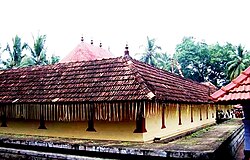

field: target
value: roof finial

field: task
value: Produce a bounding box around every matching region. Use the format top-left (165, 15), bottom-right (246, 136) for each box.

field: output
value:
top-left (81, 36), bottom-right (84, 42)
top-left (91, 39), bottom-right (93, 45)
top-left (124, 43), bottom-right (130, 57)
top-left (99, 42), bottom-right (102, 48)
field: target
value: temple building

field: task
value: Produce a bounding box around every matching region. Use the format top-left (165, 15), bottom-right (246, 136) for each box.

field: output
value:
top-left (60, 37), bottom-right (114, 63)
top-left (0, 45), bottom-right (231, 142)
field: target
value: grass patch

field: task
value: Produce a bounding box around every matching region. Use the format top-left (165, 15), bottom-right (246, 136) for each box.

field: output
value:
top-left (187, 126), bottom-right (212, 138)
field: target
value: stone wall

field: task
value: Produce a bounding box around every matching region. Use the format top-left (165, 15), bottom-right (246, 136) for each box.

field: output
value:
top-left (214, 124), bottom-right (244, 159)
top-left (0, 147), bottom-right (99, 160)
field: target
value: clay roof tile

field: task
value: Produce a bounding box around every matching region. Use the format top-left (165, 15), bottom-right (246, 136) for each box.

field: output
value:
top-left (211, 65), bottom-right (250, 102)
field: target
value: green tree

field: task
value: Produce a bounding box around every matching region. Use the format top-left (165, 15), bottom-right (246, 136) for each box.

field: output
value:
top-left (155, 53), bottom-right (171, 71)
top-left (174, 37), bottom-right (236, 87)
top-left (227, 45), bottom-right (250, 80)
top-left (2, 35), bottom-right (28, 69)
top-left (138, 36), bottom-right (161, 66)
top-left (19, 55), bottom-right (35, 67)
top-left (26, 34), bottom-right (48, 66)
top-left (208, 43), bottom-right (235, 86)
top-left (49, 54), bottom-right (60, 64)
top-left (154, 53), bottom-right (183, 76)
top-left (175, 37), bottom-right (210, 82)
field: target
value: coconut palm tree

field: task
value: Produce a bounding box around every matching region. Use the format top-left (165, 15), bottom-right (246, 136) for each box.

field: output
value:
top-left (138, 36), bottom-right (161, 67)
top-left (154, 52), bottom-right (171, 70)
top-left (19, 55), bottom-right (35, 67)
top-left (2, 35), bottom-right (28, 69)
top-left (26, 34), bottom-right (48, 66)
top-left (155, 53), bottom-right (184, 77)
top-left (227, 45), bottom-right (250, 80)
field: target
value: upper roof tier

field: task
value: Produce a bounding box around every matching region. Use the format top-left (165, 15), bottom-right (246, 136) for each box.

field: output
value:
top-left (0, 56), bottom-right (212, 103)
top-left (60, 40), bottom-right (114, 63)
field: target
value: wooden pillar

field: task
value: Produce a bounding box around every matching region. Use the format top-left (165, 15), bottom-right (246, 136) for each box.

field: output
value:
top-left (1, 110), bottom-right (7, 127)
top-left (242, 104), bottom-right (250, 160)
top-left (161, 103), bottom-right (166, 129)
top-left (206, 105), bottom-right (209, 119)
top-left (134, 101), bottom-right (147, 133)
top-left (38, 114), bottom-right (47, 129)
top-left (190, 104), bottom-right (193, 123)
top-left (178, 104), bottom-right (182, 125)
top-left (200, 105), bottom-right (202, 121)
top-left (215, 104), bottom-right (219, 121)
top-left (38, 104), bottom-right (47, 129)
top-left (212, 104), bottom-right (215, 118)
top-left (86, 103), bottom-right (96, 132)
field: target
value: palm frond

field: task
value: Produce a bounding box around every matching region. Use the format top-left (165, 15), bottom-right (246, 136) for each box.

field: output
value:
top-left (20, 55), bottom-right (35, 67)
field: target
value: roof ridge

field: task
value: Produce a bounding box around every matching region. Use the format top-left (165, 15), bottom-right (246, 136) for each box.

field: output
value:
top-left (59, 56), bottom-right (120, 64)
top-left (122, 57), bottom-right (155, 100)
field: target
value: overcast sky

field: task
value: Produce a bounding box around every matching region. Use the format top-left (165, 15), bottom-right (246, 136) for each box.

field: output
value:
top-left (0, 0), bottom-right (250, 59)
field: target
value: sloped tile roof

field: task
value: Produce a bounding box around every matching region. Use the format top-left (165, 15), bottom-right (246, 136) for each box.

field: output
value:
top-left (60, 42), bottom-right (114, 63)
top-left (0, 57), bottom-right (212, 103)
top-left (131, 60), bottom-right (212, 102)
top-left (210, 66), bottom-right (250, 102)
top-left (201, 82), bottom-right (218, 94)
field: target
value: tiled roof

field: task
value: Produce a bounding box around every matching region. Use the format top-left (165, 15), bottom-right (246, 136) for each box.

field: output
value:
top-left (0, 57), bottom-right (212, 103)
top-left (60, 42), bottom-right (114, 63)
top-left (210, 66), bottom-right (250, 102)
top-left (201, 82), bottom-right (218, 94)
top-left (131, 60), bottom-right (212, 103)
